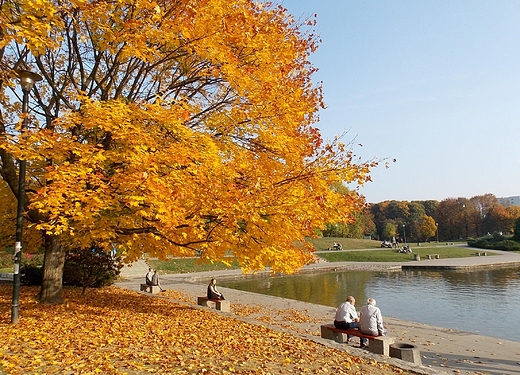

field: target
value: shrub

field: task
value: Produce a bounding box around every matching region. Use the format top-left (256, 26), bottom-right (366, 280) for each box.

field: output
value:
top-left (63, 246), bottom-right (123, 293)
top-left (494, 240), bottom-right (520, 251)
top-left (0, 248), bottom-right (13, 269)
top-left (468, 237), bottom-right (494, 249)
top-left (514, 218), bottom-right (520, 242)
top-left (469, 235), bottom-right (520, 251)
top-left (21, 264), bottom-right (43, 285)
top-left (19, 251), bottom-right (45, 285)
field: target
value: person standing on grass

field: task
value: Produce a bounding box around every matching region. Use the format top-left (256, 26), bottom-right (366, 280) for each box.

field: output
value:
top-left (359, 298), bottom-right (387, 348)
top-left (207, 278), bottom-right (225, 300)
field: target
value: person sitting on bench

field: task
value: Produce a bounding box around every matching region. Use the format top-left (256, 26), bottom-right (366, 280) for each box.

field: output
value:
top-left (359, 298), bottom-right (387, 348)
top-left (207, 278), bottom-right (225, 300)
top-left (145, 268), bottom-right (165, 291)
top-left (145, 268), bottom-right (154, 285)
top-left (334, 295), bottom-right (362, 345)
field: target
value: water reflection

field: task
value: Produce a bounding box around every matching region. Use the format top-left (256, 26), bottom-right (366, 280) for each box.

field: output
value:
top-left (220, 267), bottom-right (520, 342)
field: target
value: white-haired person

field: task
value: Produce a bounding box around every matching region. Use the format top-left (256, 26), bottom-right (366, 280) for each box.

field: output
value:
top-left (359, 298), bottom-right (387, 348)
top-left (334, 295), bottom-right (363, 345)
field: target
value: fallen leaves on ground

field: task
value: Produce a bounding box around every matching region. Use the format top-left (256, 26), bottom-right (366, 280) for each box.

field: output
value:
top-left (232, 304), bottom-right (323, 336)
top-left (0, 286), bottom-right (414, 374)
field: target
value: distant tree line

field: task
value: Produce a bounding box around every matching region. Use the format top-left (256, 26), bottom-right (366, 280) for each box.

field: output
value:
top-left (321, 193), bottom-right (520, 242)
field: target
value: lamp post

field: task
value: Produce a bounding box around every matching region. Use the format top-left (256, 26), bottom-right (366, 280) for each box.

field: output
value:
top-left (11, 69), bottom-right (42, 324)
top-left (462, 204), bottom-right (468, 239)
top-left (402, 224), bottom-right (406, 245)
top-left (436, 223), bottom-right (439, 243)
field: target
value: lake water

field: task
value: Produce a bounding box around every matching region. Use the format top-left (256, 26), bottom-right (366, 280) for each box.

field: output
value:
top-left (220, 267), bottom-right (520, 342)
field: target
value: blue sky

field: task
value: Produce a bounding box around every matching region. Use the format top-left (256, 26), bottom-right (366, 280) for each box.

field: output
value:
top-left (279, 0), bottom-right (520, 203)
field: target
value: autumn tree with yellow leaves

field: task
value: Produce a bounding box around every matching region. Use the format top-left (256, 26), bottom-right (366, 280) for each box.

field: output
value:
top-left (0, 0), bottom-right (376, 304)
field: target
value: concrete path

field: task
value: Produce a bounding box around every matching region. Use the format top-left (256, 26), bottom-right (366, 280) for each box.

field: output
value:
top-left (117, 248), bottom-right (520, 375)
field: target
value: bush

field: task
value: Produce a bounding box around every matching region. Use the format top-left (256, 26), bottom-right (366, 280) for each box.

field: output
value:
top-left (19, 251), bottom-right (45, 285)
top-left (0, 248), bottom-right (44, 271)
top-left (494, 240), bottom-right (520, 251)
top-left (63, 246), bottom-right (123, 293)
top-left (468, 235), bottom-right (520, 251)
top-left (468, 237), bottom-right (494, 249)
top-left (0, 248), bottom-right (13, 269)
top-left (514, 218), bottom-right (520, 242)
top-left (21, 264), bottom-right (43, 285)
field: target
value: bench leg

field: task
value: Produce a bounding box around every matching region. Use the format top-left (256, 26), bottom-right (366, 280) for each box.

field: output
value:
top-left (331, 330), bottom-right (349, 343)
top-left (215, 300), bottom-right (230, 313)
top-left (320, 325), bottom-right (337, 340)
top-left (198, 297), bottom-right (231, 312)
top-left (140, 284), bottom-right (160, 294)
top-left (368, 336), bottom-right (394, 356)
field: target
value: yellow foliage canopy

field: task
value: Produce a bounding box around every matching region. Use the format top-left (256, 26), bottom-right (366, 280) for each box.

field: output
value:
top-left (0, 0), bottom-right (377, 274)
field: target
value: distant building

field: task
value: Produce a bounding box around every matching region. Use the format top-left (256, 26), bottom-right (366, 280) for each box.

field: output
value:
top-left (498, 196), bottom-right (520, 207)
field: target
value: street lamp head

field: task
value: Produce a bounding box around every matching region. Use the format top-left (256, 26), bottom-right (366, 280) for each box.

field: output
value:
top-left (17, 69), bottom-right (42, 93)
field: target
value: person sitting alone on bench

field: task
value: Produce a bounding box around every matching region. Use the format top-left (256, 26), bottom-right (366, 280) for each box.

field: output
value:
top-left (359, 298), bottom-right (387, 348)
top-left (207, 278), bottom-right (225, 300)
top-left (334, 295), bottom-right (362, 345)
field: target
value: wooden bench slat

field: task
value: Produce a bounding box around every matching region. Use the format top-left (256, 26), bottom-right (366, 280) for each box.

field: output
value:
top-left (320, 324), bottom-right (394, 356)
top-left (326, 326), bottom-right (376, 339)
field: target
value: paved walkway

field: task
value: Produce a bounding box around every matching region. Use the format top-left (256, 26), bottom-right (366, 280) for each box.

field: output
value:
top-left (117, 248), bottom-right (520, 375)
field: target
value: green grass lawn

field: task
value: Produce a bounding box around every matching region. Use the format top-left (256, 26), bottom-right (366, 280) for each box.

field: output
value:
top-left (150, 239), bottom-right (486, 272)
top-left (309, 237), bottom-right (382, 251)
top-left (1, 238), bottom-right (500, 275)
top-left (149, 257), bottom-right (240, 273)
top-left (318, 245), bottom-right (488, 262)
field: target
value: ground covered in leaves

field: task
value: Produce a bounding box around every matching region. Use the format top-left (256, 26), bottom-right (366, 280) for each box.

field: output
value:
top-left (0, 286), bottom-right (416, 374)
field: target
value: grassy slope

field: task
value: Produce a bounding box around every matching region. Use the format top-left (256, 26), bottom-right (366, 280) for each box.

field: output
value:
top-left (0, 237), bottom-right (496, 274)
top-left (318, 245), bottom-right (486, 262)
top-left (148, 237), bottom-right (487, 273)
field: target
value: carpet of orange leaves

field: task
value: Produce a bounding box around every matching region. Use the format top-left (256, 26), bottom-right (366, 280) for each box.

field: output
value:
top-left (0, 286), bottom-right (414, 374)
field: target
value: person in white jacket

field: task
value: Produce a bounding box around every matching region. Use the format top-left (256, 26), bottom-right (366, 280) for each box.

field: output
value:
top-left (359, 298), bottom-right (387, 347)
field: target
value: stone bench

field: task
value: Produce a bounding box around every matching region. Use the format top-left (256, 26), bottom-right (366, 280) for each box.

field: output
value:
top-left (320, 324), bottom-right (394, 356)
top-left (140, 284), bottom-right (161, 294)
top-left (197, 297), bottom-right (231, 312)
top-left (426, 254), bottom-right (440, 259)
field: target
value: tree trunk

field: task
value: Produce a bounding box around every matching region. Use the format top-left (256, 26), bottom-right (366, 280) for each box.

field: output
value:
top-left (38, 233), bottom-right (66, 304)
